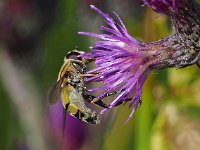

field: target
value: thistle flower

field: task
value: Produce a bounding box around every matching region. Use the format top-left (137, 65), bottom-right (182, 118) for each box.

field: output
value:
top-left (79, 0), bottom-right (200, 120)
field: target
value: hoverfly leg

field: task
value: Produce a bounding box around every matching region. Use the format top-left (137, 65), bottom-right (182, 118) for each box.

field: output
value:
top-left (80, 73), bottom-right (98, 78)
top-left (91, 91), bottom-right (118, 103)
top-left (88, 91), bottom-right (120, 107)
top-left (82, 57), bottom-right (95, 65)
top-left (90, 89), bottom-right (128, 108)
top-left (83, 94), bottom-right (108, 108)
top-left (94, 100), bottom-right (108, 108)
top-left (139, 95), bottom-right (142, 106)
top-left (108, 97), bottom-right (132, 108)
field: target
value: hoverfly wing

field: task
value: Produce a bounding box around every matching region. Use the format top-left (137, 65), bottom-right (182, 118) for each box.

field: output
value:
top-left (62, 107), bottom-right (67, 137)
top-left (49, 78), bottom-right (64, 105)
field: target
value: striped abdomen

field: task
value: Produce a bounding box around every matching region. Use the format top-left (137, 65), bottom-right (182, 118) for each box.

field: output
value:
top-left (61, 85), bottom-right (100, 124)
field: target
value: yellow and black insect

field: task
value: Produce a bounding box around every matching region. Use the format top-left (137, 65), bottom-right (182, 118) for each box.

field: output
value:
top-left (49, 49), bottom-right (107, 134)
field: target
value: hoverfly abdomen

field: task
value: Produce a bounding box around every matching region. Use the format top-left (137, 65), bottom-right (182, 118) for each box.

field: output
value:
top-left (73, 109), bottom-right (100, 124)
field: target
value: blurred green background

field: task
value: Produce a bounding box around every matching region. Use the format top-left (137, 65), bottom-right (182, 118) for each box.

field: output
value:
top-left (1, 0), bottom-right (200, 150)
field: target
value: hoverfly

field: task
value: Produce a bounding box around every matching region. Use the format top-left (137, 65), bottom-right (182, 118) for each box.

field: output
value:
top-left (49, 49), bottom-right (107, 135)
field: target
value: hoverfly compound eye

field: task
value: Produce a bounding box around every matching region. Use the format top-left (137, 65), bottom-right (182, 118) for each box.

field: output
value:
top-left (65, 49), bottom-right (85, 60)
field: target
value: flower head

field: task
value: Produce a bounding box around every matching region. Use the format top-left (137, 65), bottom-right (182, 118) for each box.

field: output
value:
top-left (79, 0), bottom-right (200, 120)
top-left (79, 5), bottom-right (156, 120)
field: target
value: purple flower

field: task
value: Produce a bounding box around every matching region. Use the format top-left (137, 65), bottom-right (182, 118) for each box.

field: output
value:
top-left (79, 0), bottom-right (200, 120)
top-left (79, 5), bottom-right (154, 121)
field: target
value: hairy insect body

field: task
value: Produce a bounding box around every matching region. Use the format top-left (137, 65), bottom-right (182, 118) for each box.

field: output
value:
top-left (49, 50), bottom-right (100, 128)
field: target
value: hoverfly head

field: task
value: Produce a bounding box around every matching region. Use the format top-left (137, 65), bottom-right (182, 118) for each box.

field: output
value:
top-left (65, 49), bottom-right (85, 61)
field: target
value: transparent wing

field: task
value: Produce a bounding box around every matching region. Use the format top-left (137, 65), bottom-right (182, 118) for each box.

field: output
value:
top-left (62, 107), bottom-right (67, 137)
top-left (48, 78), bottom-right (63, 105)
